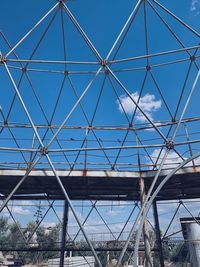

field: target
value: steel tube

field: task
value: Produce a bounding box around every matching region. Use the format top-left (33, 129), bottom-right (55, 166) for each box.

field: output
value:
top-left (116, 150), bottom-right (169, 267)
top-left (172, 69), bottom-right (200, 140)
top-left (110, 45), bottom-right (200, 64)
top-left (6, 59), bottom-right (99, 65)
top-left (45, 154), bottom-right (103, 267)
top-left (133, 152), bottom-right (200, 267)
top-left (4, 63), bottom-right (44, 147)
top-left (153, 201), bottom-right (165, 267)
top-left (107, 66), bottom-right (168, 142)
top-left (152, 0), bottom-right (200, 38)
top-left (0, 156), bottom-right (41, 213)
top-left (5, 3), bottom-right (59, 58)
top-left (106, 0), bottom-right (143, 60)
top-left (62, 2), bottom-right (102, 62)
top-left (46, 66), bottom-right (103, 149)
top-left (60, 201), bottom-right (69, 267)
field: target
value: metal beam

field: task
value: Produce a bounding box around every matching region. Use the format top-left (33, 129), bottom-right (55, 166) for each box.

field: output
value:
top-left (153, 201), bottom-right (165, 267)
top-left (60, 200), bottom-right (69, 267)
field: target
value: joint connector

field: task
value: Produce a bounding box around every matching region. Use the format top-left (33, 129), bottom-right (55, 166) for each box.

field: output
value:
top-left (153, 164), bottom-right (157, 169)
top-left (0, 52), bottom-right (6, 63)
top-left (22, 67), bottom-right (27, 73)
top-left (101, 60), bottom-right (107, 67)
top-left (64, 70), bottom-right (69, 75)
top-left (40, 146), bottom-right (48, 156)
top-left (165, 140), bottom-right (174, 150)
top-left (59, 0), bottom-right (64, 7)
top-left (105, 69), bottom-right (110, 75)
top-left (146, 65), bottom-right (151, 71)
top-left (190, 55), bottom-right (196, 62)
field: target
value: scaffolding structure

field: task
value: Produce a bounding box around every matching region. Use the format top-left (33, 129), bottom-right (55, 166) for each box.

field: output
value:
top-left (0, 0), bottom-right (200, 266)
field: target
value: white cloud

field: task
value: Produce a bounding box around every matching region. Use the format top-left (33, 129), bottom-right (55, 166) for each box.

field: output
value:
top-left (106, 209), bottom-right (122, 217)
top-left (148, 149), bottom-right (200, 169)
top-left (11, 206), bottom-right (31, 215)
top-left (148, 149), bottom-right (182, 169)
top-left (190, 0), bottom-right (200, 15)
top-left (2, 206), bottom-right (31, 216)
top-left (0, 200), bottom-right (33, 216)
top-left (117, 92), bottom-right (162, 122)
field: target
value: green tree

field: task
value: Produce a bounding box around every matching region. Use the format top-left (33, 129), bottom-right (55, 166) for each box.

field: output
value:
top-left (28, 223), bottom-right (61, 263)
top-left (8, 222), bottom-right (25, 249)
top-left (0, 217), bottom-right (9, 248)
top-left (171, 242), bottom-right (189, 263)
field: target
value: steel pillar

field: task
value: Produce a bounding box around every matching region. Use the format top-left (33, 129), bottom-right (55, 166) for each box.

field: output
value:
top-left (153, 201), bottom-right (165, 267)
top-left (59, 200), bottom-right (69, 267)
top-left (139, 176), bottom-right (153, 267)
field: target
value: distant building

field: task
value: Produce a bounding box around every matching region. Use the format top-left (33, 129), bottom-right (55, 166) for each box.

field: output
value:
top-left (0, 253), bottom-right (22, 267)
top-left (48, 256), bottom-right (95, 267)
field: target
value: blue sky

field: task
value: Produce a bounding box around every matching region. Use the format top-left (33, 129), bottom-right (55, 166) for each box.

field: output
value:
top-left (0, 0), bottom-right (199, 171)
top-left (0, 0), bottom-right (200, 247)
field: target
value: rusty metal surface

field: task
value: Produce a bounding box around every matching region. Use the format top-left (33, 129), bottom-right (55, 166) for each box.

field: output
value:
top-left (0, 166), bottom-right (200, 201)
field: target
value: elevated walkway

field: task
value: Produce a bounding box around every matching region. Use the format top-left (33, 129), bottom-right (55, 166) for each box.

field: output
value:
top-left (0, 166), bottom-right (200, 201)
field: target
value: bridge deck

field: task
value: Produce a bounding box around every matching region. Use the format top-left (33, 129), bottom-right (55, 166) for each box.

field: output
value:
top-left (0, 166), bottom-right (199, 201)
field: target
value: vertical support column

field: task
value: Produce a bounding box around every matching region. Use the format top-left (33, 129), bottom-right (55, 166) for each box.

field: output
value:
top-left (60, 200), bottom-right (69, 267)
top-left (106, 250), bottom-right (110, 266)
top-left (153, 201), bottom-right (165, 267)
top-left (139, 176), bottom-right (153, 267)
